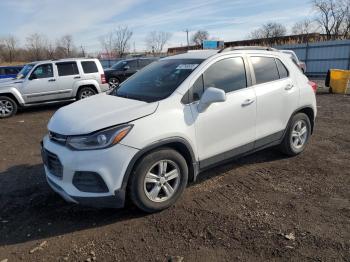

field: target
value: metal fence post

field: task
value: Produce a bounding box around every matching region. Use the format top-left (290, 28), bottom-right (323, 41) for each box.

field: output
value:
top-left (305, 41), bottom-right (309, 73)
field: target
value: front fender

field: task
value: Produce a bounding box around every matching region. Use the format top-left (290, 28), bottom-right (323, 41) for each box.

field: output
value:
top-left (0, 87), bottom-right (25, 105)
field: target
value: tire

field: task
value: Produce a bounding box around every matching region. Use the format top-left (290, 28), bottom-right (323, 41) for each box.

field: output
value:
top-left (0, 96), bottom-right (18, 118)
top-left (77, 86), bottom-right (96, 100)
top-left (129, 148), bottom-right (188, 213)
top-left (279, 113), bottom-right (311, 156)
top-left (108, 77), bottom-right (120, 89)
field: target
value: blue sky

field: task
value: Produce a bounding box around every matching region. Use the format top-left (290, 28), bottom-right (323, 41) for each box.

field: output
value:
top-left (0, 0), bottom-right (314, 53)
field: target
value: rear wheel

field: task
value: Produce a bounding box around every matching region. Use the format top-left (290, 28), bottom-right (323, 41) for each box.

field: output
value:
top-left (0, 96), bottom-right (17, 118)
top-left (77, 86), bottom-right (96, 100)
top-left (279, 113), bottom-right (311, 156)
top-left (129, 148), bottom-right (188, 213)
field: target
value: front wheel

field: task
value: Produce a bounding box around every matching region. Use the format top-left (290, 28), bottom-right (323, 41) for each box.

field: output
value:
top-left (77, 86), bottom-right (96, 100)
top-left (108, 77), bottom-right (120, 89)
top-left (129, 148), bottom-right (188, 213)
top-left (0, 96), bottom-right (18, 118)
top-left (279, 113), bottom-right (311, 156)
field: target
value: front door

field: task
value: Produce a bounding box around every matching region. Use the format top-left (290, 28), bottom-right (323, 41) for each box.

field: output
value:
top-left (189, 56), bottom-right (256, 169)
top-left (22, 63), bottom-right (58, 103)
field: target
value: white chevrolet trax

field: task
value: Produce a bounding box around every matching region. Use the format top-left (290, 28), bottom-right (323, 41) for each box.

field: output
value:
top-left (42, 47), bottom-right (317, 213)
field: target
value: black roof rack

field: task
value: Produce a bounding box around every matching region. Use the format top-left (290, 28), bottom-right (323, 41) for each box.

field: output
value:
top-left (218, 46), bottom-right (278, 53)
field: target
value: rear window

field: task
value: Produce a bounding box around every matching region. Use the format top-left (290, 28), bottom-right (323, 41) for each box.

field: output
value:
top-left (81, 61), bottom-right (98, 74)
top-left (251, 56), bottom-right (279, 84)
top-left (276, 59), bottom-right (289, 78)
top-left (56, 62), bottom-right (79, 76)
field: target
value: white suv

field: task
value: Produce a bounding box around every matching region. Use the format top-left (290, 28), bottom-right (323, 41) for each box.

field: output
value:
top-left (42, 47), bottom-right (317, 213)
top-left (0, 58), bottom-right (109, 118)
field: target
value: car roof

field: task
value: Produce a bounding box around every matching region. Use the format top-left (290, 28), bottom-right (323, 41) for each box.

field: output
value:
top-left (32, 58), bottom-right (98, 64)
top-left (164, 50), bottom-right (219, 60)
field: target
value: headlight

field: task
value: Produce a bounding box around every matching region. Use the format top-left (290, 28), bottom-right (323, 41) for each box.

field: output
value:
top-left (67, 124), bottom-right (133, 150)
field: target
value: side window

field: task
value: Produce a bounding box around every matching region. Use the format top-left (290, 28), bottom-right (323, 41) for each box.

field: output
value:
top-left (56, 62), bottom-right (79, 76)
top-left (275, 59), bottom-right (289, 79)
top-left (81, 61), bottom-right (98, 74)
top-left (0, 68), bottom-right (4, 75)
top-left (30, 64), bottom-right (53, 79)
top-left (203, 57), bottom-right (247, 93)
top-left (127, 60), bottom-right (138, 69)
top-left (5, 68), bottom-right (18, 75)
top-left (251, 56), bottom-right (279, 84)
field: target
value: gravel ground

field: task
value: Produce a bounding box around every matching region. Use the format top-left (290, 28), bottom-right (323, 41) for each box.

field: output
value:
top-left (0, 84), bottom-right (349, 261)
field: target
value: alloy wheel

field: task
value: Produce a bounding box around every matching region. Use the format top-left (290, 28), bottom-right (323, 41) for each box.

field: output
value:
top-left (80, 90), bottom-right (94, 99)
top-left (0, 99), bottom-right (14, 117)
top-left (109, 78), bottom-right (119, 89)
top-left (143, 160), bottom-right (181, 203)
top-left (290, 120), bottom-right (308, 149)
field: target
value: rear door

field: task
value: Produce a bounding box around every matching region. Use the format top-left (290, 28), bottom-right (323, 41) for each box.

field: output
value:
top-left (55, 61), bottom-right (81, 99)
top-left (249, 55), bottom-right (299, 147)
top-left (22, 63), bottom-right (58, 103)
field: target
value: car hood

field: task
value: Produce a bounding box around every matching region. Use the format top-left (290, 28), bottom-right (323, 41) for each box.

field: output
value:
top-left (0, 78), bottom-right (23, 87)
top-left (48, 94), bottom-right (158, 135)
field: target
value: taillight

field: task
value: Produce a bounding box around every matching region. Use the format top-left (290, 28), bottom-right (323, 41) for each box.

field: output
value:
top-left (101, 74), bottom-right (106, 84)
top-left (308, 81), bottom-right (317, 93)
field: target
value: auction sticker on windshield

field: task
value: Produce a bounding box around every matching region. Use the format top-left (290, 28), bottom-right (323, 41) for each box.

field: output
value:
top-left (176, 64), bottom-right (199, 70)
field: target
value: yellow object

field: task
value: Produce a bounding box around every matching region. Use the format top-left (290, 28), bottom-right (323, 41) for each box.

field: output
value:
top-left (330, 69), bottom-right (350, 94)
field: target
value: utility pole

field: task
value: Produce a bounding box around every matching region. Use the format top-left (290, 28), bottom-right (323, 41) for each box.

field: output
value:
top-left (184, 29), bottom-right (190, 50)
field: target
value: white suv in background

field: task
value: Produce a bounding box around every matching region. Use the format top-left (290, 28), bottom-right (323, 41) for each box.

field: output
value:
top-left (0, 58), bottom-right (109, 118)
top-left (42, 47), bottom-right (317, 213)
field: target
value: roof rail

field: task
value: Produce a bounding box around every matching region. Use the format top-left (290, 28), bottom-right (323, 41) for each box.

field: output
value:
top-left (218, 46), bottom-right (278, 53)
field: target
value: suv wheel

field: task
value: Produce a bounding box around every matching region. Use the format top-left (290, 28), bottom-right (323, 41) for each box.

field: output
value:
top-left (0, 96), bottom-right (17, 118)
top-left (279, 113), bottom-right (311, 156)
top-left (77, 87), bottom-right (96, 100)
top-left (108, 77), bottom-right (120, 89)
top-left (129, 148), bottom-right (188, 213)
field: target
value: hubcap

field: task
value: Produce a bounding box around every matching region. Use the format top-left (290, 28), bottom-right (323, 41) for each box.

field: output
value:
top-left (291, 120), bottom-right (308, 149)
top-left (143, 160), bottom-right (180, 203)
top-left (109, 78), bottom-right (119, 88)
top-left (80, 90), bottom-right (94, 99)
top-left (0, 100), bottom-right (13, 117)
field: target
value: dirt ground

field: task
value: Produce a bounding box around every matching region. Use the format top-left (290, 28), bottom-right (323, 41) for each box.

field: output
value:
top-left (0, 84), bottom-right (349, 261)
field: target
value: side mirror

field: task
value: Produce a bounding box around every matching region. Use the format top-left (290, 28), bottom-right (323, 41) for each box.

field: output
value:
top-left (198, 87), bottom-right (226, 113)
top-left (123, 65), bottom-right (130, 71)
top-left (29, 74), bottom-right (37, 80)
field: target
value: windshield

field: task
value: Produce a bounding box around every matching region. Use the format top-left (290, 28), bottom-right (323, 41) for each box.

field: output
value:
top-left (112, 59), bottom-right (203, 102)
top-left (16, 63), bottom-right (35, 79)
top-left (111, 60), bottom-right (127, 70)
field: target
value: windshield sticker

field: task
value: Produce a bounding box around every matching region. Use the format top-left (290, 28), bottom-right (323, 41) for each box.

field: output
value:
top-left (176, 64), bottom-right (199, 70)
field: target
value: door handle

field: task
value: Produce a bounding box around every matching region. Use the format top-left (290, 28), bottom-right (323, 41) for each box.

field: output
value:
top-left (74, 76), bottom-right (81, 79)
top-left (48, 79), bottom-right (56, 82)
top-left (285, 84), bottom-right (293, 90)
top-left (241, 99), bottom-right (255, 106)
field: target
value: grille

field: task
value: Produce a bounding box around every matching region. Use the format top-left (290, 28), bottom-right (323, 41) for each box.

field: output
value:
top-left (43, 149), bottom-right (63, 179)
top-left (49, 131), bottom-right (67, 145)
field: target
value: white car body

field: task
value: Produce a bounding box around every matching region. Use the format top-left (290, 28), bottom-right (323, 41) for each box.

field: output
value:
top-left (42, 48), bottom-right (317, 209)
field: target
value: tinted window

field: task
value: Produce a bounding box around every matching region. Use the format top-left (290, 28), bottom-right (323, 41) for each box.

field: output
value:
top-left (276, 59), bottom-right (289, 78)
top-left (30, 64), bottom-right (53, 79)
top-left (5, 68), bottom-right (18, 74)
top-left (114, 59), bottom-right (203, 102)
top-left (126, 60), bottom-right (138, 69)
top-left (139, 59), bottom-right (154, 67)
top-left (203, 57), bottom-right (246, 93)
top-left (56, 62), bottom-right (79, 76)
top-left (81, 61), bottom-right (98, 74)
top-left (251, 56), bottom-right (279, 84)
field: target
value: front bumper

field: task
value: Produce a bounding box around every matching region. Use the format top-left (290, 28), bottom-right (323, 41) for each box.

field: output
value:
top-left (42, 135), bottom-right (139, 208)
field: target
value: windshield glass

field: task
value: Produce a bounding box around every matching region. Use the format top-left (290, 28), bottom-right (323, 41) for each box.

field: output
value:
top-left (112, 59), bottom-right (203, 102)
top-left (16, 63), bottom-right (35, 79)
top-left (111, 60), bottom-right (127, 70)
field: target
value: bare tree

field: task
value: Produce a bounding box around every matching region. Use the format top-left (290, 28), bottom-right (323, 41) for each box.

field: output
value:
top-left (114, 26), bottom-right (133, 57)
top-left (145, 31), bottom-right (172, 54)
top-left (99, 31), bottom-right (114, 58)
top-left (191, 30), bottom-right (209, 45)
top-left (1, 35), bottom-right (18, 62)
top-left (248, 22), bottom-right (287, 39)
top-left (292, 19), bottom-right (319, 34)
top-left (58, 35), bottom-right (74, 57)
top-left (312, 0), bottom-right (348, 39)
top-left (26, 33), bottom-right (48, 61)
top-left (46, 41), bottom-right (56, 59)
